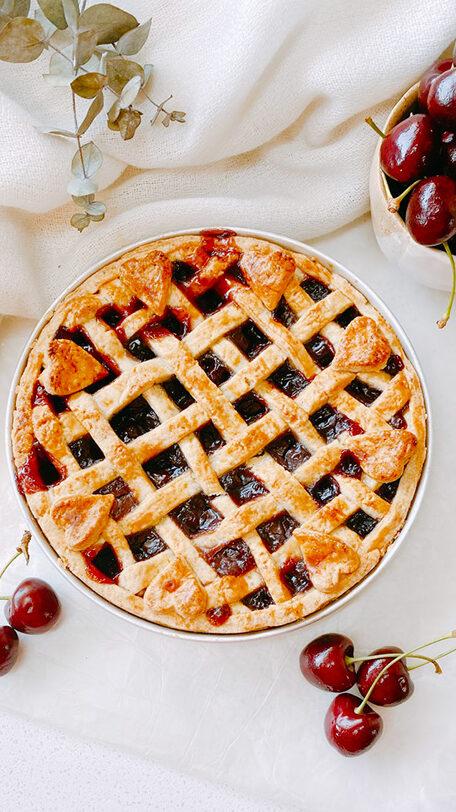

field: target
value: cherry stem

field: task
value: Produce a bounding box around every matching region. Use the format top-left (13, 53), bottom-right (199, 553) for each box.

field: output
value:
top-left (365, 116), bottom-right (386, 138)
top-left (387, 179), bottom-right (420, 213)
top-left (408, 645), bottom-right (456, 671)
top-left (0, 531), bottom-right (31, 584)
top-left (355, 631), bottom-right (456, 714)
top-left (437, 242), bottom-right (456, 329)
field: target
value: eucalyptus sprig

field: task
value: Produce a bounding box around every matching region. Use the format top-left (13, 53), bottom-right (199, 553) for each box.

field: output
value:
top-left (0, 0), bottom-right (186, 231)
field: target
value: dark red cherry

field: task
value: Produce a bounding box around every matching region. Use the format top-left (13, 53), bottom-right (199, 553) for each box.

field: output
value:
top-left (405, 175), bottom-right (456, 245)
top-left (418, 59), bottom-right (454, 110)
top-left (427, 68), bottom-right (456, 127)
top-left (440, 130), bottom-right (456, 177)
top-left (5, 578), bottom-right (61, 634)
top-left (356, 646), bottom-right (413, 706)
top-left (0, 626), bottom-right (19, 675)
top-left (324, 693), bottom-right (383, 757)
top-left (299, 633), bottom-right (356, 692)
top-left (379, 114), bottom-right (435, 182)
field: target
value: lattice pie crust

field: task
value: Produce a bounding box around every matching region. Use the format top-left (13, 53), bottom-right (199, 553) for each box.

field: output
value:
top-left (11, 232), bottom-right (427, 634)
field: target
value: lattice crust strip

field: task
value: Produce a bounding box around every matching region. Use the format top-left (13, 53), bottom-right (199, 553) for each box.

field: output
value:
top-left (12, 232), bottom-right (427, 634)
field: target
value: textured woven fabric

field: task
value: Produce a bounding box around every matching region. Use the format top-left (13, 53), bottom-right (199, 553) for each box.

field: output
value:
top-left (0, 0), bottom-right (453, 317)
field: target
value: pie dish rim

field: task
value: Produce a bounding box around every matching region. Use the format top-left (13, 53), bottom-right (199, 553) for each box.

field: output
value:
top-left (5, 226), bottom-right (432, 642)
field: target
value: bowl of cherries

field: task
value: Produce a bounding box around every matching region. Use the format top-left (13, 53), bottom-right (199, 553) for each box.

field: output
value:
top-left (300, 627), bottom-right (456, 757)
top-left (369, 54), bottom-right (456, 327)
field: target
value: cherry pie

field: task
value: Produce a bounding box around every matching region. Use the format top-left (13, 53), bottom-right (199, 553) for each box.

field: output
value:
top-left (11, 231), bottom-right (427, 634)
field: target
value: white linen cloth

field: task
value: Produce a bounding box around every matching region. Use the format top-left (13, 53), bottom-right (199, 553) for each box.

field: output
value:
top-left (0, 0), bottom-right (453, 318)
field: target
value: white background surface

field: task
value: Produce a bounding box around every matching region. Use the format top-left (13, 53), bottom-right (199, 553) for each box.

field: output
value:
top-left (1, 215), bottom-right (456, 811)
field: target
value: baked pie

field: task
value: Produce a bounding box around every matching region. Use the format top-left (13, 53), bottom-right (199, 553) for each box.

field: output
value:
top-left (11, 231), bottom-right (427, 634)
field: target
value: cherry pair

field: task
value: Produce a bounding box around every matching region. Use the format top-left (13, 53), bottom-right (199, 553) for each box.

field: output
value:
top-left (299, 630), bottom-right (456, 757)
top-left (0, 533), bottom-right (61, 676)
top-left (366, 58), bottom-right (456, 328)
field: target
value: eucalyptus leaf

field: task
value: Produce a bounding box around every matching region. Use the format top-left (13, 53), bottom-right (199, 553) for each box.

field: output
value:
top-left (71, 140), bottom-right (103, 178)
top-left (34, 6), bottom-right (55, 37)
top-left (107, 97), bottom-right (120, 123)
top-left (118, 72), bottom-right (141, 107)
top-left (171, 110), bottom-right (185, 123)
top-left (77, 91), bottom-right (104, 135)
top-left (37, 0), bottom-right (67, 30)
top-left (106, 55), bottom-right (143, 94)
top-left (115, 106), bottom-right (141, 140)
top-left (79, 3), bottom-right (138, 45)
top-left (142, 62), bottom-right (153, 87)
top-left (75, 26), bottom-right (97, 66)
top-left (71, 71), bottom-right (107, 99)
top-left (67, 176), bottom-right (98, 196)
top-left (85, 200), bottom-right (106, 216)
top-left (39, 126), bottom-right (76, 137)
top-left (162, 112), bottom-right (170, 128)
top-left (47, 47), bottom-right (72, 77)
top-left (116, 17), bottom-right (150, 56)
top-left (4, 0), bottom-right (31, 16)
top-left (0, 17), bottom-right (45, 62)
top-left (88, 211), bottom-right (105, 222)
top-left (61, 0), bottom-right (77, 32)
top-left (70, 211), bottom-right (91, 231)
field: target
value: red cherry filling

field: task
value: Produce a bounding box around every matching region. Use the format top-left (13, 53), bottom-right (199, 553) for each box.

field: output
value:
top-left (256, 511), bottom-right (299, 553)
top-left (308, 474), bottom-right (340, 506)
top-left (279, 558), bottom-right (311, 595)
top-left (97, 297), bottom-right (144, 330)
top-left (301, 275), bottom-right (330, 302)
top-left (272, 296), bottom-right (297, 327)
top-left (335, 306), bottom-right (360, 328)
top-left (376, 478), bottom-right (400, 502)
top-left (325, 693), bottom-right (383, 757)
top-left (32, 382), bottom-right (67, 414)
top-left (234, 391), bottom-right (269, 424)
top-left (95, 476), bottom-right (137, 520)
top-left (389, 408), bottom-right (407, 430)
top-left (299, 632), bottom-right (356, 692)
top-left (228, 319), bottom-right (271, 360)
top-left (195, 421), bottom-right (226, 454)
top-left (143, 444), bottom-right (189, 488)
top-left (268, 360), bottom-right (309, 398)
top-left (346, 509), bottom-right (378, 538)
top-left (198, 351), bottom-right (232, 386)
top-left (206, 538), bottom-right (255, 577)
top-left (83, 543), bottom-right (122, 583)
top-left (142, 307), bottom-right (190, 341)
top-left (170, 494), bottom-right (222, 538)
top-left (162, 376), bottom-right (195, 410)
top-left (68, 435), bottom-right (104, 469)
top-left (310, 405), bottom-right (363, 443)
top-left (383, 354), bottom-right (404, 377)
top-left (219, 465), bottom-right (268, 506)
top-left (110, 395), bottom-right (161, 443)
top-left (345, 377), bottom-right (381, 406)
top-left (126, 527), bottom-right (168, 562)
top-left (206, 604), bottom-right (232, 626)
top-left (124, 330), bottom-right (156, 361)
top-left (5, 578), bottom-right (61, 634)
top-left (266, 431), bottom-right (310, 472)
top-left (357, 646), bottom-right (414, 706)
top-left (334, 450), bottom-right (362, 478)
top-left (241, 585), bottom-right (274, 611)
top-left (16, 441), bottom-right (65, 494)
top-left (305, 334), bottom-right (335, 369)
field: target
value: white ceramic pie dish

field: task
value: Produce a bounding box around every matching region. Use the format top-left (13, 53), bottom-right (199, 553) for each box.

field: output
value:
top-left (5, 227), bottom-right (432, 642)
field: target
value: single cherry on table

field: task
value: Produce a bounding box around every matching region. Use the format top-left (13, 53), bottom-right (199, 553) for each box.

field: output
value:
top-left (5, 578), bottom-right (61, 634)
top-left (0, 626), bottom-right (19, 675)
top-left (324, 693), bottom-right (383, 757)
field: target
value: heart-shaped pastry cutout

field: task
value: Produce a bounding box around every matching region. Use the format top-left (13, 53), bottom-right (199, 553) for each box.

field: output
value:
top-left (240, 245), bottom-right (295, 310)
top-left (334, 316), bottom-right (391, 371)
top-left (51, 494), bottom-right (114, 551)
top-left (297, 529), bottom-right (360, 593)
top-left (120, 250), bottom-right (172, 316)
top-left (348, 429), bottom-right (417, 482)
top-left (40, 340), bottom-right (107, 396)
top-left (144, 558), bottom-right (207, 619)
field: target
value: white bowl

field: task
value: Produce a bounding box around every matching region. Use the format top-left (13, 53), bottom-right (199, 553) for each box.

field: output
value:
top-left (369, 82), bottom-right (453, 291)
top-left (5, 228), bottom-right (432, 641)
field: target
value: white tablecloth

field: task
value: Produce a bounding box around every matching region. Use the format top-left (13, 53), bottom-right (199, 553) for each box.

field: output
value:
top-left (1, 216), bottom-right (455, 811)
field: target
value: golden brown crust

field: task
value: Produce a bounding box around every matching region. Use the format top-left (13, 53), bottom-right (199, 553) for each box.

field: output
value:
top-left (10, 232), bottom-right (427, 634)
